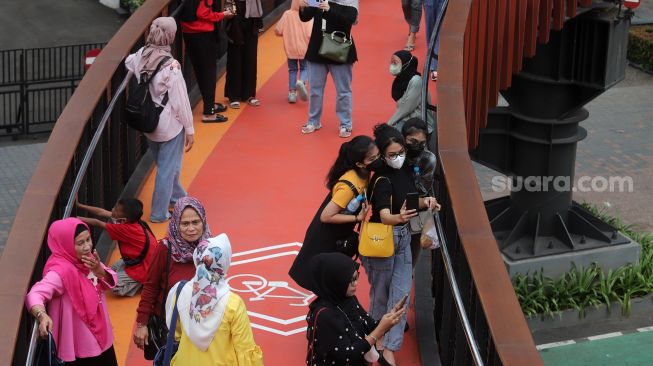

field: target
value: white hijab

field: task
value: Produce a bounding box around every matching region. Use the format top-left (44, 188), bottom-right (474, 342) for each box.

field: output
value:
top-left (166, 234), bottom-right (232, 351)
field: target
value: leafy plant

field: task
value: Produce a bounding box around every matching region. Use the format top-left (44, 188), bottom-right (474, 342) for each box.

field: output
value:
top-left (512, 203), bottom-right (653, 319)
top-left (121, 0), bottom-right (145, 12)
top-left (628, 25), bottom-right (653, 73)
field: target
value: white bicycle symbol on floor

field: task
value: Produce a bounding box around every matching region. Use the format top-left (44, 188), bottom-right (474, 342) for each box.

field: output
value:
top-left (227, 274), bottom-right (315, 307)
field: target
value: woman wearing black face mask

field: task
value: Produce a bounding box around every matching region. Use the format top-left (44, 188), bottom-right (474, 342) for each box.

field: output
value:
top-left (386, 50), bottom-right (435, 134)
top-left (361, 124), bottom-right (439, 366)
top-left (402, 117), bottom-right (438, 267)
top-left (290, 136), bottom-right (381, 292)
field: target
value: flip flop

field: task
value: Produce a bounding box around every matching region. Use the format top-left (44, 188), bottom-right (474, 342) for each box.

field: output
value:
top-left (247, 98), bottom-right (261, 107)
top-left (229, 101), bottom-right (241, 109)
top-left (214, 103), bottom-right (227, 113)
top-left (202, 114), bottom-right (228, 123)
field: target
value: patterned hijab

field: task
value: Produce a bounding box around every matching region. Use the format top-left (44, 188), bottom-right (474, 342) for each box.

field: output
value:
top-left (170, 234), bottom-right (232, 351)
top-left (165, 197), bottom-right (212, 263)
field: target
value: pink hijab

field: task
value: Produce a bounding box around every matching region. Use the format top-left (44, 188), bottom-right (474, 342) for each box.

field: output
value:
top-left (42, 218), bottom-right (108, 347)
top-left (136, 17), bottom-right (177, 77)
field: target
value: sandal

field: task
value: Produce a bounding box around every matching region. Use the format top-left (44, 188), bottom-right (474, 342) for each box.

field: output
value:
top-left (247, 97), bottom-right (261, 107)
top-left (202, 113), bottom-right (228, 123)
top-left (214, 103), bottom-right (227, 113)
top-left (229, 101), bottom-right (241, 109)
top-left (430, 71), bottom-right (438, 81)
top-left (404, 33), bottom-right (416, 52)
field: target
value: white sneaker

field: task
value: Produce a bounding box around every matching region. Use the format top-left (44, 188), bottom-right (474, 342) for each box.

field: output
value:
top-left (302, 123), bottom-right (322, 134)
top-left (288, 91), bottom-right (297, 103)
top-left (339, 127), bottom-right (352, 138)
top-left (296, 80), bottom-right (308, 101)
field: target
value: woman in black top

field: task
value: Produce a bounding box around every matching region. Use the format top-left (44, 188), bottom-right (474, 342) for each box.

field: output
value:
top-left (361, 124), bottom-right (439, 366)
top-left (299, 0), bottom-right (358, 137)
top-left (306, 253), bottom-right (405, 366)
top-left (289, 136), bottom-right (381, 292)
top-left (224, 0), bottom-right (263, 108)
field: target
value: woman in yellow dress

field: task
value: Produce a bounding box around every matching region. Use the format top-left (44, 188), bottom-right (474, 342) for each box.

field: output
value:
top-left (165, 233), bottom-right (263, 365)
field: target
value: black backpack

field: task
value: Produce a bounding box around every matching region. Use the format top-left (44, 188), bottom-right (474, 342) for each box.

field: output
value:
top-left (125, 56), bottom-right (171, 133)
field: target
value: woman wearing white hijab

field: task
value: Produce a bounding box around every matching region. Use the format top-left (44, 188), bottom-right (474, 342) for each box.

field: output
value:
top-left (165, 234), bottom-right (263, 365)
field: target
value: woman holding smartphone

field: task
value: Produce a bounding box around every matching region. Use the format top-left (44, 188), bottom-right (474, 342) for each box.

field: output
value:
top-left (361, 124), bottom-right (439, 366)
top-left (289, 136), bottom-right (381, 292)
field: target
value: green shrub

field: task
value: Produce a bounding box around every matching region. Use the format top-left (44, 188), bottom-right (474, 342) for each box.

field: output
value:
top-left (628, 25), bottom-right (653, 73)
top-left (513, 203), bottom-right (653, 319)
top-left (121, 0), bottom-right (145, 12)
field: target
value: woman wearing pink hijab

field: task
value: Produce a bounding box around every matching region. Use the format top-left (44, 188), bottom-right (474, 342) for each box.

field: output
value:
top-left (125, 17), bottom-right (195, 223)
top-left (25, 218), bottom-right (118, 365)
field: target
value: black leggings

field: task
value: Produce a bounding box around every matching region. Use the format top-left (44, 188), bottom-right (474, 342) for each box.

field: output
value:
top-left (67, 345), bottom-right (118, 366)
top-left (184, 32), bottom-right (219, 115)
top-left (224, 18), bottom-right (259, 101)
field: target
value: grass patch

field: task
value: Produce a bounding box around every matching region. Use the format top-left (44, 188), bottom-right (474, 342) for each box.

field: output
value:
top-left (628, 25), bottom-right (653, 73)
top-left (513, 203), bottom-right (653, 319)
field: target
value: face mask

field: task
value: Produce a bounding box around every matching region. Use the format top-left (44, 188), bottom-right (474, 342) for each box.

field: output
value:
top-left (365, 158), bottom-right (383, 172)
top-left (389, 63), bottom-right (402, 76)
top-left (385, 154), bottom-right (406, 169)
top-left (406, 143), bottom-right (425, 158)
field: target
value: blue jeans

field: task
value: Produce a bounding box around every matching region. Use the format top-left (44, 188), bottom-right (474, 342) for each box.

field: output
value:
top-left (147, 131), bottom-right (187, 221)
top-left (361, 225), bottom-right (412, 352)
top-left (288, 58), bottom-right (308, 90)
top-left (306, 61), bottom-right (353, 129)
top-left (424, 0), bottom-right (446, 71)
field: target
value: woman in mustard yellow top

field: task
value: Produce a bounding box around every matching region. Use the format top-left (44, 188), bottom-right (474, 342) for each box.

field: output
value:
top-left (289, 136), bottom-right (382, 292)
top-left (166, 234), bottom-right (262, 365)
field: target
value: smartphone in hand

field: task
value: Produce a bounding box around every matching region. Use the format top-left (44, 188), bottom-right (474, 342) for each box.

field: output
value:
top-left (396, 294), bottom-right (409, 309)
top-left (406, 192), bottom-right (419, 211)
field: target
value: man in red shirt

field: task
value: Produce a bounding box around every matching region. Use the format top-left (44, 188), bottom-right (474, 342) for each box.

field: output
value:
top-left (77, 198), bottom-right (157, 296)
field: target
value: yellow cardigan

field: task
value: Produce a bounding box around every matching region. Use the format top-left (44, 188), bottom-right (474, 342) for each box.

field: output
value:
top-left (171, 292), bottom-right (264, 366)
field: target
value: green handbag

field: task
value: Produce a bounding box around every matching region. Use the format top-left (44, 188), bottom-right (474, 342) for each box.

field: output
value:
top-left (318, 19), bottom-right (352, 64)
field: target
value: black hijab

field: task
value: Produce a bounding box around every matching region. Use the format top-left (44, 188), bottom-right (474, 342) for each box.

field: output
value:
top-left (391, 50), bottom-right (420, 102)
top-left (309, 253), bottom-right (359, 307)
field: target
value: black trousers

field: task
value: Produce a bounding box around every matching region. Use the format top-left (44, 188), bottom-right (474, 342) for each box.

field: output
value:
top-left (225, 18), bottom-right (259, 101)
top-left (67, 345), bottom-right (118, 366)
top-left (184, 32), bottom-right (219, 115)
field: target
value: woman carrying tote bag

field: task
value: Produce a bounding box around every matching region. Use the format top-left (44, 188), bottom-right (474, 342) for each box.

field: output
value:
top-left (361, 124), bottom-right (439, 366)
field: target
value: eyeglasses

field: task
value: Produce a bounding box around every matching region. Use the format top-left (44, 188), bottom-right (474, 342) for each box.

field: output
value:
top-left (350, 271), bottom-right (360, 284)
top-left (179, 219), bottom-right (202, 230)
top-left (386, 149), bottom-right (406, 160)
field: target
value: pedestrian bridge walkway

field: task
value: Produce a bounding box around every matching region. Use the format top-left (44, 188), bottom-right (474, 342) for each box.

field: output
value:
top-left (0, 0), bottom-right (566, 365)
top-left (106, 6), bottom-right (422, 362)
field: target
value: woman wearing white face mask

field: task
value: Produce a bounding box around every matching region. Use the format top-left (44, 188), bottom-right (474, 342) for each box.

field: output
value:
top-left (360, 124), bottom-right (439, 366)
top-left (386, 50), bottom-right (435, 135)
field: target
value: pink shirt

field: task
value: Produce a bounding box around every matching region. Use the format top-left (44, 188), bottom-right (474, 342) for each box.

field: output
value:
top-left (25, 266), bottom-right (117, 362)
top-left (275, 9), bottom-right (313, 60)
top-left (125, 49), bottom-right (195, 143)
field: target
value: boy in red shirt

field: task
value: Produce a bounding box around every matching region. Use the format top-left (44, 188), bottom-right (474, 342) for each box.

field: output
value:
top-left (77, 198), bottom-right (157, 296)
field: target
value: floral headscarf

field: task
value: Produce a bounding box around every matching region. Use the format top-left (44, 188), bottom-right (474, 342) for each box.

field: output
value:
top-left (165, 196), bottom-right (212, 263)
top-left (168, 234), bottom-right (232, 351)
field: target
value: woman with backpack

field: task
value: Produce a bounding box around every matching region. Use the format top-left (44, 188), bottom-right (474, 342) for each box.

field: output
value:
top-left (124, 17), bottom-right (194, 223)
top-left (289, 136), bottom-right (381, 292)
